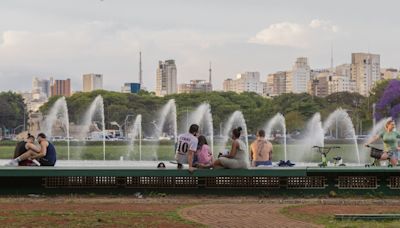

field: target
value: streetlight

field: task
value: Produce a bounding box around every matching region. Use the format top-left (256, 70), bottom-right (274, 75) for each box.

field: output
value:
top-left (13, 124), bottom-right (25, 137)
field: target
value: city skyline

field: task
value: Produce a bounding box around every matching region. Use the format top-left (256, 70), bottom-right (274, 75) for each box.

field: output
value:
top-left (0, 0), bottom-right (400, 92)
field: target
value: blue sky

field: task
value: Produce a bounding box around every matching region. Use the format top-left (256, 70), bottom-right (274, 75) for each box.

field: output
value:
top-left (0, 0), bottom-right (399, 92)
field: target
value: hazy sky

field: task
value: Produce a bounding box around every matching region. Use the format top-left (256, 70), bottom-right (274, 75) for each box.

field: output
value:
top-left (0, 0), bottom-right (399, 92)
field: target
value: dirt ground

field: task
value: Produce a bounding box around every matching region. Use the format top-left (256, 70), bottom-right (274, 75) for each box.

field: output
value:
top-left (1, 196), bottom-right (400, 227)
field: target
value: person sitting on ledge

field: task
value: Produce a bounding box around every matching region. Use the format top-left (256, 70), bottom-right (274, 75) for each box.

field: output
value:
top-left (250, 130), bottom-right (273, 167)
top-left (10, 133), bottom-right (41, 166)
top-left (194, 135), bottom-right (213, 169)
top-left (213, 127), bottom-right (248, 169)
top-left (6, 133), bottom-right (57, 167)
top-left (175, 124), bottom-right (199, 172)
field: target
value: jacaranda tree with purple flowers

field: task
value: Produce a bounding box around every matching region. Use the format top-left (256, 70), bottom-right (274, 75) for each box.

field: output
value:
top-left (375, 79), bottom-right (400, 121)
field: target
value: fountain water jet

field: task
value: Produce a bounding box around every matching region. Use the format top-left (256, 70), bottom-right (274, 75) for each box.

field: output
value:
top-left (323, 108), bottom-right (360, 163)
top-left (220, 111), bottom-right (249, 168)
top-left (42, 97), bottom-right (71, 160)
top-left (128, 114), bottom-right (142, 160)
top-left (188, 103), bottom-right (214, 153)
top-left (264, 113), bottom-right (287, 161)
top-left (297, 113), bottom-right (324, 162)
top-left (80, 95), bottom-right (106, 160)
top-left (151, 99), bottom-right (177, 160)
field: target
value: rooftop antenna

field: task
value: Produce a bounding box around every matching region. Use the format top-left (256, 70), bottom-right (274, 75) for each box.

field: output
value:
top-left (139, 51), bottom-right (143, 86)
top-left (330, 42), bottom-right (334, 73)
top-left (209, 61), bottom-right (212, 84)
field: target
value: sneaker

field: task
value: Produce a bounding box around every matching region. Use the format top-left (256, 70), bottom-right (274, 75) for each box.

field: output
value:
top-left (285, 160), bottom-right (295, 167)
top-left (4, 159), bottom-right (18, 166)
top-left (31, 159), bottom-right (41, 166)
top-left (277, 160), bottom-right (286, 167)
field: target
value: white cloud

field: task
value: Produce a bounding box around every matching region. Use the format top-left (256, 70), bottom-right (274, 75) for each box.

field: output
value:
top-left (249, 19), bottom-right (339, 48)
top-left (0, 21), bottom-right (238, 91)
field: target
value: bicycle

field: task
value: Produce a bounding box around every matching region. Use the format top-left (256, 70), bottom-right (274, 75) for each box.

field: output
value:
top-left (365, 145), bottom-right (391, 167)
top-left (312, 146), bottom-right (344, 167)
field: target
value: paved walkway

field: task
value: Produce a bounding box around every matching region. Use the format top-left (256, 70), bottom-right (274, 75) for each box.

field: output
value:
top-left (179, 203), bottom-right (322, 228)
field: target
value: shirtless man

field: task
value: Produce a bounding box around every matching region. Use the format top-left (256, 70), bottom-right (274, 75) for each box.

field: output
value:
top-left (250, 130), bottom-right (273, 167)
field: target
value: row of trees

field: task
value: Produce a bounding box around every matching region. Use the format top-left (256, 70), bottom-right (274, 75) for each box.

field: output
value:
top-left (0, 92), bottom-right (27, 136)
top-left (1, 79), bottom-right (396, 137)
top-left (39, 79), bottom-right (396, 136)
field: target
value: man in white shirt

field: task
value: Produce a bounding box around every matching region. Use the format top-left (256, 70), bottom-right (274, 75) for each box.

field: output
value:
top-left (175, 124), bottom-right (199, 172)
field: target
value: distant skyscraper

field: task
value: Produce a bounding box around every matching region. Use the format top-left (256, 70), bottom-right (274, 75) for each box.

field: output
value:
top-left (267, 71), bottom-right (288, 96)
top-left (156, 60), bottom-right (177, 96)
top-left (223, 72), bottom-right (264, 95)
top-left (178, 80), bottom-right (212, 94)
top-left (351, 53), bottom-right (380, 96)
top-left (51, 79), bottom-right (71, 97)
top-left (381, 68), bottom-right (399, 80)
top-left (32, 77), bottom-right (50, 99)
top-left (287, 57), bottom-right (311, 93)
top-left (83, 74), bottom-right (103, 92)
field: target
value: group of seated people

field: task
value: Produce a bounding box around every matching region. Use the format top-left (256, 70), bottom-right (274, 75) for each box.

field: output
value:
top-left (175, 124), bottom-right (272, 171)
top-left (6, 132), bottom-right (57, 167)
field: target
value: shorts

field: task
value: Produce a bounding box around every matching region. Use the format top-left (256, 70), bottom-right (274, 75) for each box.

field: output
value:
top-left (175, 153), bottom-right (188, 164)
top-left (39, 158), bottom-right (56, 166)
top-left (387, 150), bottom-right (399, 159)
top-left (254, 160), bottom-right (272, 167)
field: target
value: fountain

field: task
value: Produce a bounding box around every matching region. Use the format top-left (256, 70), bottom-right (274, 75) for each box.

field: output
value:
top-left (188, 103), bottom-right (214, 153)
top-left (41, 97), bottom-right (71, 160)
top-left (80, 95), bottom-right (106, 160)
top-left (296, 113), bottom-right (324, 162)
top-left (264, 113), bottom-right (287, 161)
top-left (128, 114), bottom-right (142, 160)
top-left (151, 99), bottom-right (177, 160)
top-left (220, 111), bottom-right (249, 167)
top-left (323, 108), bottom-right (360, 164)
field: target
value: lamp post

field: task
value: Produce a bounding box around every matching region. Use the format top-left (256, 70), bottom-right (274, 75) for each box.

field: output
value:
top-left (13, 124), bottom-right (25, 138)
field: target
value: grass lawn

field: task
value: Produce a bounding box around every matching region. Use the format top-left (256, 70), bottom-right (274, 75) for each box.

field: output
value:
top-left (281, 204), bottom-right (400, 228)
top-left (0, 197), bottom-right (203, 228)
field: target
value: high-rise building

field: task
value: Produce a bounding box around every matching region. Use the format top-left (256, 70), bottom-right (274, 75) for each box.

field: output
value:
top-left (328, 75), bottom-right (356, 94)
top-left (335, 64), bottom-right (351, 78)
top-left (223, 78), bottom-right (235, 92)
top-left (178, 80), bottom-right (212, 94)
top-left (308, 72), bottom-right (329, 97)
top-left (351, 53), bottom-right (380, 96)
top-left (51, 79), bottom-right (71, 97)
top-left (222, 72), bottom-right (264, 95)
top-left (156, 60), bottom-right (177, 97)
top-left (83, 74), bottom-right (103, 92)
top-left (32, 77), bottom-right (50, 99)
top-left (267, 71), bottom-right (287, 96)
top-left (381, 68), bottom-right (399, 80)
top-left (287, 57), bottom-right (311, 93)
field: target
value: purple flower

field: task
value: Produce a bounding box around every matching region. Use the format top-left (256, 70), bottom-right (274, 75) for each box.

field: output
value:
top-left (375, 80), bottom-right (400, 120)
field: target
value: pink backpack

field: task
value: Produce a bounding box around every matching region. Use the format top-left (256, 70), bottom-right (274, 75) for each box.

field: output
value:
top-left (197, 144), bottom-right (212, 164)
